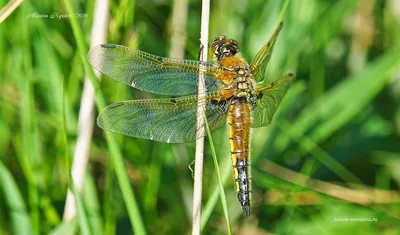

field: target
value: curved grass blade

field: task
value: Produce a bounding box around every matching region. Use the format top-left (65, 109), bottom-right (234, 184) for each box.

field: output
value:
top-left (202, 108), bottom-right (232, 234)
top-left (200, 155), bottom-right (232, 231)
top-left (0, 161), bottom-right (33, 235)
top-left (274, 49), bottom-right (400, 162)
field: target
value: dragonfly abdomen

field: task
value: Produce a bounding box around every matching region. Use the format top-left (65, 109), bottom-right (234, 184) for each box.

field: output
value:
top-left (227, 98), bottom-right (251, 218)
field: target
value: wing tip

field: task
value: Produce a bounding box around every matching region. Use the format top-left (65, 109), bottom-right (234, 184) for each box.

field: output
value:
top-left (96, 115), bottom-right (105, 130)
top-left (87, 44), bottom-right (117, 62)
top-left (96, 102), bottom-right (126, 129)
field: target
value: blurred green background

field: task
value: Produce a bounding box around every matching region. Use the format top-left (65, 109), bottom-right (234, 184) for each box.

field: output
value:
top-left (1, 0), bottom-right (400, 234)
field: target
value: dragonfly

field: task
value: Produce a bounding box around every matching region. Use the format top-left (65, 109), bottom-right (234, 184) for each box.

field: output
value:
top-left (88, 21), bottom-right (294, 218)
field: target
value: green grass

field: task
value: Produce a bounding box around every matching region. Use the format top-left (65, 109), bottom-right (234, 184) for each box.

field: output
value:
top-left (1, 0), bottom-right (400, 234)
top-left (63, 0), bottom-right (146, 234)
top-left (203, 107), bottom-right (232, 234)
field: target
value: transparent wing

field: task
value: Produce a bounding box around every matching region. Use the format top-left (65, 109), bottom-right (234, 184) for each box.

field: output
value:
top-left (251, 73), bottom-right (295, 128)
top-left (88, 44), bottom-right (225, 95)
top-left (97, 94), bottom-right (230, 143)
top-left (249, 22), bottom-right (284, 82)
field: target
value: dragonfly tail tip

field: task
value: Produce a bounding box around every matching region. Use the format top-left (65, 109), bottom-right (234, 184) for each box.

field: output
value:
top-left (243, 206), bottom-right (251, 218)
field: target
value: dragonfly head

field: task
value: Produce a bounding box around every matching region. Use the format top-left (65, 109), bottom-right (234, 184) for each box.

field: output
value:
top-left (210, 36), bottom-right (240, 61)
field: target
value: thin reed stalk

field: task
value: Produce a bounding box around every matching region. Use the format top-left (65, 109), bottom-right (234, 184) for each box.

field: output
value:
top-left (63, 0), bottom-right (146, 233)
top-left (192, 0), bottom-right (210, 234)
top-left (63, 0), bottom-right (109, 221)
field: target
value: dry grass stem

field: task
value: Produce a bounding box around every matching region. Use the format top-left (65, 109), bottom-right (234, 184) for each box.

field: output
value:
top-left (63, 0), bottom-right (109, 221)
top-left (192, 0), bottom-right (210, 234)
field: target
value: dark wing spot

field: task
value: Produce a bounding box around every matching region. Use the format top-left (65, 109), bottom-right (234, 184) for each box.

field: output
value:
top-left (157, 57), bottom-right (163, 62)
top-left (101, 44), bottom-right (117, 48)
top-left (170, 98), bottom-right (177, 103)
top-left (108, 102), bottom-right (125, 108)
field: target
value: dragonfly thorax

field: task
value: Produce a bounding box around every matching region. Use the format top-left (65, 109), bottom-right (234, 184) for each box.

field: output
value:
top-left (217, 53), bottom-right (257, 101)
top-left (232, 67), bottom-right (257, 99)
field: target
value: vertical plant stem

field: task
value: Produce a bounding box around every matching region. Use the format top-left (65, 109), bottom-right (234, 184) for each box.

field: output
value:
top-left (63, 0), bottom-right (146, 234)
top-left (192, 0), bottom-right (210, 234)
top-left (63, 0), bottom-right (109, 222)
top-left (62, 75), bottom-right (91, 235)
top-left (169, 0), bottom-right (188, 59)
top-left (21, 4), bottom-right (40, 234)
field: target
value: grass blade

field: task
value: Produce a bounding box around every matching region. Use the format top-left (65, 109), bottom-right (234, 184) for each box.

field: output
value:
top-left (69, 174), bottom-right (92, 235)
top-left (203, 109), bottom-right (232, 234)
top-left (200, 156), bottom-right (232, 230)
top-left (0, 161), bottom-right (33, 235)
top-left (63, 0), bottom-right (146, 234)
top-left (275, 49), bottom-right (400, 158)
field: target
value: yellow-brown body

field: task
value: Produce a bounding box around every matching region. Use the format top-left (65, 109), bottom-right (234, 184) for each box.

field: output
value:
top-left (227, 99), bottom-right (251, 217)
top-left (219, 54), bottom-right (255, 217)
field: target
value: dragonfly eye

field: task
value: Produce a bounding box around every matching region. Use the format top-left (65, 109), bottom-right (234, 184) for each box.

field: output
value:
top-left (210, 36), bottom-right (239, 61)
top-left (210, 45), bottom-right (220, 59)
top-left (230, 39), bottom-right (239, 52)
top-left (210, 36), bottom-right (240, 60)
top-left (211, 35), bottom-right (226, 44)
top-left (210, 36), bottom-right (226, 59)
top-left (226, 39), bottom-right (239, 55)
